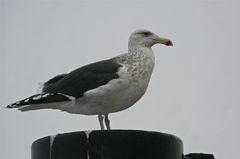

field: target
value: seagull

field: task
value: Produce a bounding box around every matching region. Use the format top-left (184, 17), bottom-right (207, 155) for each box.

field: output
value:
top-left (6, 29), bottom-right (173, 130)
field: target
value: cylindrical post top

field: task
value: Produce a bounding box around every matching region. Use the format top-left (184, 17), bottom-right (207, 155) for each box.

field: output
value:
top-left (32, 130), bottom-right (183, 159)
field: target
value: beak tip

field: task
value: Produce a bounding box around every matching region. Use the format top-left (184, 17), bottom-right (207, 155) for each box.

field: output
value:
top-left (166, 40), bottom-right (173, 46)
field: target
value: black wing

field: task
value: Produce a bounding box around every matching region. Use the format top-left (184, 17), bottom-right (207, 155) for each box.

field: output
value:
top-left (42, 59), bottom-right (122, 98)
top-left (42, 74), bottom-right (67, 90)
top-left (6, 93), bottom-right (71, 108)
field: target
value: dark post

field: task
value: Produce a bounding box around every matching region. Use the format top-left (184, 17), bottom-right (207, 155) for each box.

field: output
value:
top-left (32, 130), bottom-right (184, 159)
top-left (32, 130), bottom-right (214, 159)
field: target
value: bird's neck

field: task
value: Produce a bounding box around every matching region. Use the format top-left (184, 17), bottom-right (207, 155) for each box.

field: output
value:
top-left (128, 43), bottom-right (154, 60)
top-left (128, 40), bottom-right (142, 54)
top-left (127, 43), bottom-right (155, 86)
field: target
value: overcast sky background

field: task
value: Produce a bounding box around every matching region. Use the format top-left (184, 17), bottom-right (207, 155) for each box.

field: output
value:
top-left (1, 0), bottom-right (240, 159)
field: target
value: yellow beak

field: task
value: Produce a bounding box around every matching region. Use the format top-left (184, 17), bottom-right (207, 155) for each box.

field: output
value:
top-left (155, 37), bottom-right (173, 46)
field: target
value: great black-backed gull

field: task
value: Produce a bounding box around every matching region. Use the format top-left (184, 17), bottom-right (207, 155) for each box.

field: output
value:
top-left (6, 29), bottom-right (173, 130)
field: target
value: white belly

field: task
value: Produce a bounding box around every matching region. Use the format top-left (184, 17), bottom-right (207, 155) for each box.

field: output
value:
top-left (75, 82), bottom-right (147, 115)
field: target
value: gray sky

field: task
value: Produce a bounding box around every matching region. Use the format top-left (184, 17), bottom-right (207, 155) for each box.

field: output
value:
top-left (1, 0), bottom-right (240, 159)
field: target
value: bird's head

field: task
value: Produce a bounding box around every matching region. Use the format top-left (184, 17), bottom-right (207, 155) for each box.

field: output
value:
top-left (128, 29), bottom-right (173, 48)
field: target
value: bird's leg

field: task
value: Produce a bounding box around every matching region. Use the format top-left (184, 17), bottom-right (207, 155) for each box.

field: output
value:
top-left (104, 114), bottom-right (111, 130)
top-left (98, 114), bottom-right (105, 130)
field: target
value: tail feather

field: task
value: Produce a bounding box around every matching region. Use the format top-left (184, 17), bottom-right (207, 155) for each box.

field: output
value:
top-left (18, 102), bottom-right (68, 112)
top-left (6, 93), bottom-right (72, 111)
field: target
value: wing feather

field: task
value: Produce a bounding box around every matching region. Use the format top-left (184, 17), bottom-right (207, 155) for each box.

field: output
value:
top-left (42, 59), bottom-right (121, 98)
top-left (6, 93), bottom-right (71, 108)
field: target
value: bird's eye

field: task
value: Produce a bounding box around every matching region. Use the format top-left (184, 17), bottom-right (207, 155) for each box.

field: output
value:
top-left (141, 31), bottom-right (152, 37)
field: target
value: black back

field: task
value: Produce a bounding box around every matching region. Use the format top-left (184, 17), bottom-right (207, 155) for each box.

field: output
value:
top-left (42, 59), bottom-right (121, 98)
